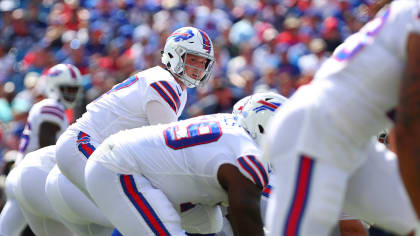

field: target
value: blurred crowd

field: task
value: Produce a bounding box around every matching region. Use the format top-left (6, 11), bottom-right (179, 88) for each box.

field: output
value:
top-left (0, 0), bottom-right (378, 194)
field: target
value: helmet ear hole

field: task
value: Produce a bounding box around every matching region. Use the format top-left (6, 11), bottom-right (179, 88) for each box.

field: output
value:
top-left (168, 53), bottom-right (173, 58)
top-left (258, 125), bottom-right (264, 134)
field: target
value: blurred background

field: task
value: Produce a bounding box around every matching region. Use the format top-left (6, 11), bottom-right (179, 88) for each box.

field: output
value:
top-left (0, 1), bottom-right (384, 234)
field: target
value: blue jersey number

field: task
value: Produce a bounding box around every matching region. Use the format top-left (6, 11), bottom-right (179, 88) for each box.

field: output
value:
top-left (18, 122), bottom-right (31, 153)
top-left (93, 76), bottom-right (138, 103)
top-left (106, 76), bottom-right (138, 94)
top-left (334, 7), bottom-right (390, 61)
top-left (164, 121), bottom-right (222, 150)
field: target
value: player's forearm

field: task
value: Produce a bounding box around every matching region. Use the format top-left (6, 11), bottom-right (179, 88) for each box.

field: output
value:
top-left (395, 84), bottom-right (420, 158)
top-left (218, 164), bottom-right (265, 235)
top-left (396, 33), bottom-right (420, 160)
top-left (228, 203), bottom-right (264, 236)
top-left (368, 0), bottom-right (392, 18)
top-left (395, 33), bottom-right (420, 214)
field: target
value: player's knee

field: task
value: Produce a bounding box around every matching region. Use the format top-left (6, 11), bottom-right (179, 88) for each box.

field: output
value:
top-left (55, 144), bottom-right (67, 168)
top-left (16, 168), bottom-right (46, 197)
top-left (55, 135), bottom-right (75, 168)
top-left (84, 161), bottom-right (100, 195)
top-left (84, 160), bottom-right (115, 199)
top-left (181, 205), bottom-right (223, 234)
top-left (143, 188), bottom-right (182, 225)
top-left (44, 167), bottom-right (63, 210)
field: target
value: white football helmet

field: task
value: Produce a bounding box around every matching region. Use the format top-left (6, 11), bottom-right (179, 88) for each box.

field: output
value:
top-left (232, 95), bottom-right (251, 116)
top-left (234, 92), bottom-right (288, 145)
top-left (161, 27), bottom-right (215, 88)
top-left (45, 64), bottom-right (83, 109)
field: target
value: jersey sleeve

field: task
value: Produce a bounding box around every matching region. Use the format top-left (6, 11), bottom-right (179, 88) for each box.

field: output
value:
top-left (146, 80), bottom-right (182, 116)
top-left (146, 100), bottom-right (178, 125)
top-left (407, 4), bottom-right (420, 33)
top-left (236, 155), bottom-right (269, 189)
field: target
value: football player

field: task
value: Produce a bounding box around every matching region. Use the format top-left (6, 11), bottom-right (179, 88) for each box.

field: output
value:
top-left (55, 26), bottom-right (215, 196)
top-left (264, 1), bottom-right (420, 235)
top-left (225, 93), bottom-right (368, 236)
top-left (0, 64), bottom-right (82, 236)
top-left (83, 94), bottom-right (286, 236)
top-left (47, 27), bottom-right (216, 235)
top-left (12, 146), bottom-right (76, 235)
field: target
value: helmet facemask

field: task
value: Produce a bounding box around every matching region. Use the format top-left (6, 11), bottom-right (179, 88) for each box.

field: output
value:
top-left (45, 64), bottom-right (83, 109)
top-left (176, 49), bottom-right (215, 88)
top-left (58, 85), bottom-right (82, 109)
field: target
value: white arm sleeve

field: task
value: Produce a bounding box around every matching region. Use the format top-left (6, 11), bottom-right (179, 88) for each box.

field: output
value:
top-left (146, 100), bottom-right (178, 125)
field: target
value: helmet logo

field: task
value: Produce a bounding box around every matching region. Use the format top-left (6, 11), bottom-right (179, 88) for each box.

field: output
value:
top-left (169, 29), bottom-right (195, 42)
top-left (66, 64), bottom-right (78, 80)
top-left (48, 69), bottom-right (62, 77)
top-left (77, 134), bottom-right (90, 144)
top-left (199, 30), bottom-right (211, 54)
top-left (253, 100), bottom-right (280, 112)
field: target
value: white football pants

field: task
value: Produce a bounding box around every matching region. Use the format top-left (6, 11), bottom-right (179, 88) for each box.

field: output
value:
top-left (265, 94), bottom-right (418, 236)
top-left (56, 128), bottom-right (100, 196)
top-left (85, 159), bottom-right (187, 236)
top-left (0, 168), bottom-right (26, 236)
top-left (45, 165), bottom-right (114, 236)
top-left (14, 163), bottom-right (75, 236)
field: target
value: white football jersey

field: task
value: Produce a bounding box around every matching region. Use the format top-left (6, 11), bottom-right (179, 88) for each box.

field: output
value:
top-left (92, 113), bottom-right (268, 210)
top-left (313, 0), bottom-right (420, 138)
top-left (18, 99), bottom-right (68, 155)
top-left (71, 66), bottom-right (187, 143)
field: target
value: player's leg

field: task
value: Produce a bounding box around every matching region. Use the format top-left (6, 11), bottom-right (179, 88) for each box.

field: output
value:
top-left (19, 207), bottom-right (75, 236)
top-left (0, 168), bottom-right (27, 236)
top-left (264, 94), bottom-right (361, 236)
top-left (56, 129), bottom-right (99, 195)
top-left (342, 140), bottom-right (418, 235)
top-left (0, 200), bottom-right (26, 236)
top-left (264, 177), bottom-right (368, 236)
top-left (85, 159), bottom-right (185, 236)
top-left (14, 165), bottom-right (74, 236)
top-left (266, 155), bottom-right (350, 236)
top-left (218, 182), bottom-right (273, 236)
top-left (45, 165), bottom-right (114, 236)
